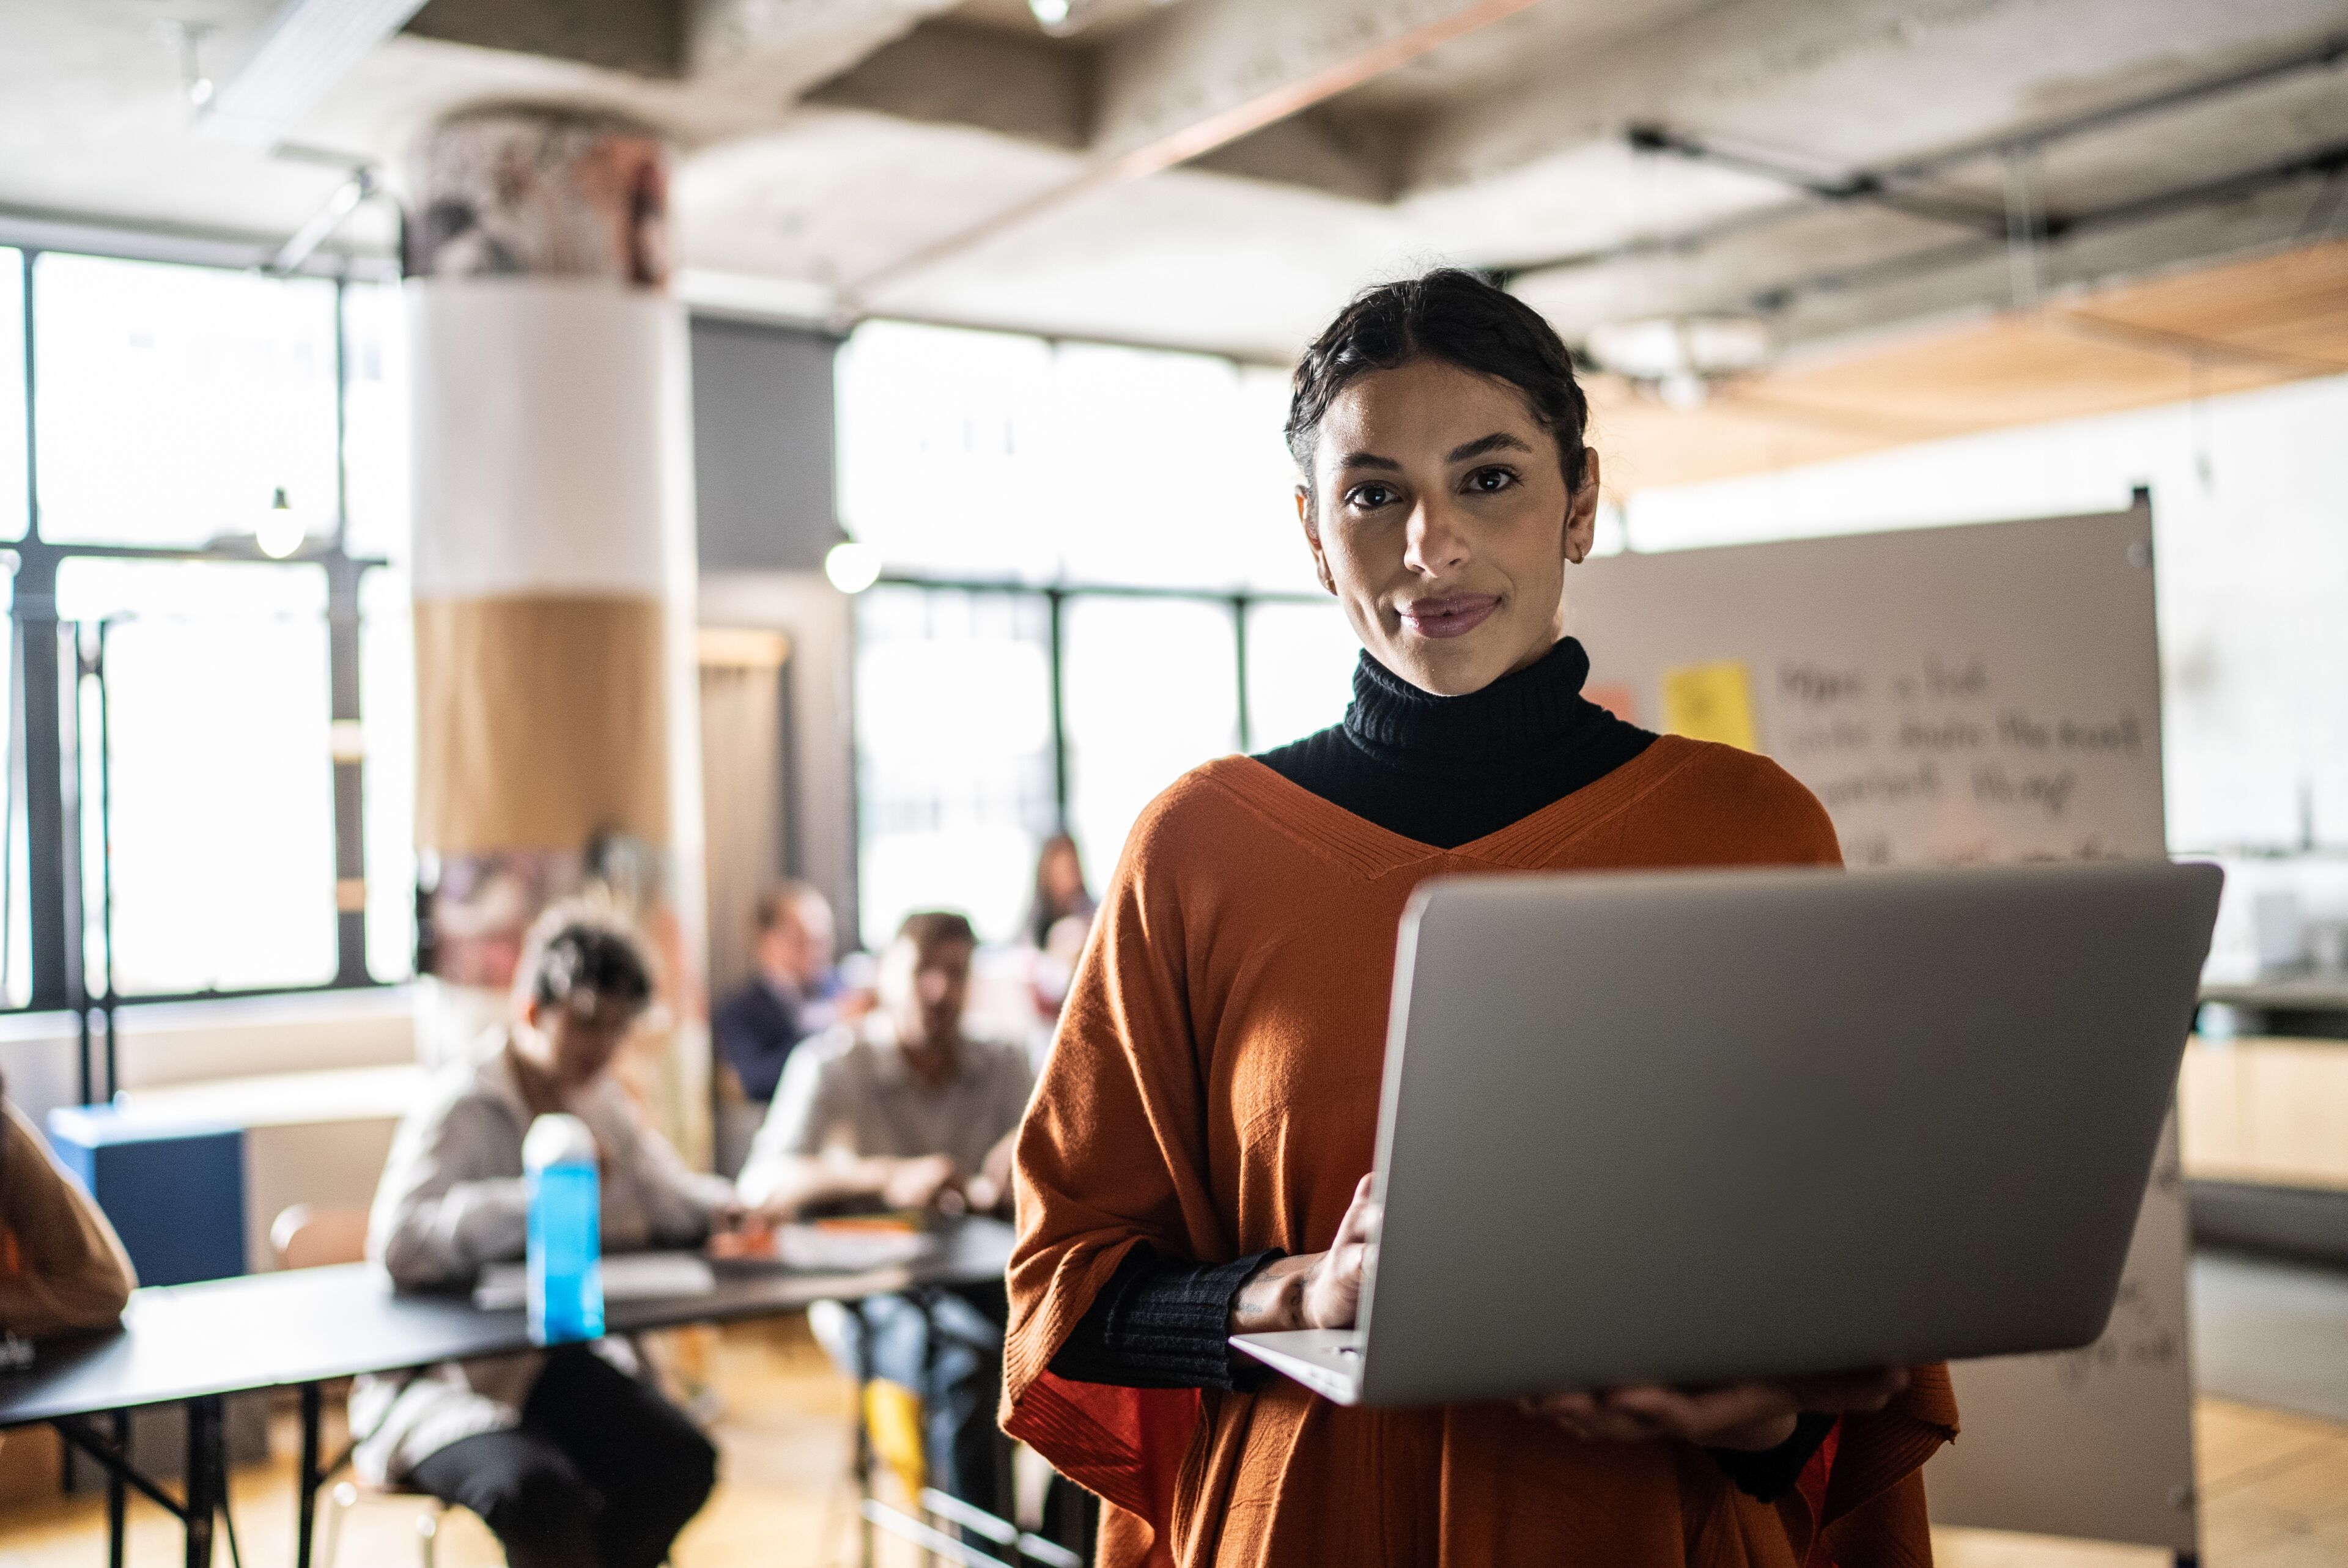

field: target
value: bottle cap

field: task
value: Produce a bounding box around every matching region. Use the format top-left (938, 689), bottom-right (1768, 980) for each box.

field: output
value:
top-left (523, 1112), bottom-right (597, 1171)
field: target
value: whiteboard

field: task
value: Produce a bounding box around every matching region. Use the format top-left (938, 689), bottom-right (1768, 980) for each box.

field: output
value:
top-left (1566, 502), bottom-right (2197, 1556)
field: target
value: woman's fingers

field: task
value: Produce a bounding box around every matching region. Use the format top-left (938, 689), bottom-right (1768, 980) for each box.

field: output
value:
top-left (1782, 1366), bottom-right (1911, 1413)
top-left (1335, 1176), bottom-right (1381, 1245)
top-left (1606, 1382), bottom-right (1798, 1444)
top-left (1521, 1369), bottom-right (1908, 1449)
top-left (1520, 1391), bottom-right (1664, 1444)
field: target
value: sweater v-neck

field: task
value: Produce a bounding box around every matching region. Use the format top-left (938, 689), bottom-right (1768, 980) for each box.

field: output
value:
top-left (1233, 636), bottom-right (1673, 871)
top-left (1222, 735), bottom-right (1702, 876)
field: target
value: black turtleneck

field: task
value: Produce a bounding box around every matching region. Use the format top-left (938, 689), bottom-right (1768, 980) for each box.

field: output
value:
top-left (1046, 638), bottom-right (1825, 1500)
top-left (1255, 636), bottom-right (1653, 849)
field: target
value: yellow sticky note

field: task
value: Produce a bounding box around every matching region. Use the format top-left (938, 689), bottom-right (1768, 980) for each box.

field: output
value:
top-left (1661, 661), bottom-right (1759, 752)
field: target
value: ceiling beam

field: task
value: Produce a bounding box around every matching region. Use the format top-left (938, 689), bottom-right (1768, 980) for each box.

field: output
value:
top-left (835, 0), bottom-right (1546, 307)
top-left (402, 0), bottom-right (685, 78)
top-left (807, 21), bottom-right (1090, 150)
top-left (1406, 0), bottom-right (2346, 202)
top-left (1519, 160), bottom-right (2347, 363)
top-left (685, 0), bottom-right (967, 106)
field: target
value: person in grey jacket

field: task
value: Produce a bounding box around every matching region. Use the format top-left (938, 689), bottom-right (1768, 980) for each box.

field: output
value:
top-left (353, 901), bottom-right (735, 1568)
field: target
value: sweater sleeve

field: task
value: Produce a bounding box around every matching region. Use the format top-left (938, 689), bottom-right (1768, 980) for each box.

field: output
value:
top-left (0, 1102), bottom-right (137, 1338)
top-left (1047, 1244), bottom-right (1284, 1389)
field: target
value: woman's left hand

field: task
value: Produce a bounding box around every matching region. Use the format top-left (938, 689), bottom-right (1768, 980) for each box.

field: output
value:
top-left (1519, 1366), bottom-right (1910, 1451)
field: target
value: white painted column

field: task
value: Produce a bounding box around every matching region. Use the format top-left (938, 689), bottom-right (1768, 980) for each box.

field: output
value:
top-left (405, 108), bottom-right (709, 1163)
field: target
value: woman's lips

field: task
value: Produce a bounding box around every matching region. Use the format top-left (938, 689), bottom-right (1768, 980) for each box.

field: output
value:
top-left (1397, 594), bottom-right (1500, 639)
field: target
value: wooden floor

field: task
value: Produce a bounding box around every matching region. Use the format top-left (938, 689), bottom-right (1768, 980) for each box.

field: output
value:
top-left (4, 1315), bottom-right (2345, 1567)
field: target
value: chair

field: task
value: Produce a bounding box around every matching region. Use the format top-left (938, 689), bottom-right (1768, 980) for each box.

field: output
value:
top-left (268, 1205), bottom-right (446, 1568)
top-left (811, 1296), bottom-right (1086, 1568)
top-left (268, 1205), bottom-right (371, 1272)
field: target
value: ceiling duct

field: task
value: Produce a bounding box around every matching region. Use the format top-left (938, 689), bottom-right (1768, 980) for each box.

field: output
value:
top-left (201, 0), bottom-right (430, 146)
top-left (1585, 315), bottom-right (1771, 408)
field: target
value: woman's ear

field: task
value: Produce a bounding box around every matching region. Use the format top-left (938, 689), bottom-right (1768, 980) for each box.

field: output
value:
top-left (1562, 449), bottom-right (1602, 566)
top-left (1297, 485), bottom-right (1337, 596)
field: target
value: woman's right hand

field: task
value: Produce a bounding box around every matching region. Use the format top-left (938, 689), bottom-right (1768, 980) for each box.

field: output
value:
top-left (1302, 1174), bottom-right (1381, 1328)
top-left (1229, 1174), bottom-right (1381, 1334)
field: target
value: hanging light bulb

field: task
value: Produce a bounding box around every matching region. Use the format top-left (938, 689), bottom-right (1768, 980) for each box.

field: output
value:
top-left (824, 538), bottom-right (882, 594)
top-left (256, 486), bottom-right (303, 558)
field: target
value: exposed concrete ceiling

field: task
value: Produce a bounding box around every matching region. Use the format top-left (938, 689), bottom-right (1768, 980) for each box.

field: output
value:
top-left (2, 0), bottom-right (2343, 369)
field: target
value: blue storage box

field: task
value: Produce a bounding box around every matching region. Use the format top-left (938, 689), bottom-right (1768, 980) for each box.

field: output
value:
top-left (45, 1104), bottom-right (247, 1286)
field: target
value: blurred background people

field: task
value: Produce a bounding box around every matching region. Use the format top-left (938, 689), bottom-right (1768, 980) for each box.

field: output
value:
top-left (1024, 834), bottom-right (1096, 951)
top-left (736, 909), bottom-right (1032, 1507)
top-left (355, 902), bottom-right (735, 1568)
top-left (714, 882), bottom-right (841, 1110)
top-left (0, 1070), bottom-right (136, 1344)
top-left (1024, 834), bottom-right (1098, 1022)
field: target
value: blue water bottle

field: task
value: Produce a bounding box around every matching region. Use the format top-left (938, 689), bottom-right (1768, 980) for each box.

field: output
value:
top-left (524, 1113), bottom-right (604, 1346)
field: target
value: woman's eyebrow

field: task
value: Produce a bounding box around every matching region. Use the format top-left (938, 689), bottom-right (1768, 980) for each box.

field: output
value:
top-left (1446, 432), bottom-right (1533, 463)
top-left (1338, 451), bottom-right (1403, 471)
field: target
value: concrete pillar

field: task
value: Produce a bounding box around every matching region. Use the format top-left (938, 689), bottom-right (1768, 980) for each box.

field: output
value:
top-left (405, 106), bottom-right (709, 1163)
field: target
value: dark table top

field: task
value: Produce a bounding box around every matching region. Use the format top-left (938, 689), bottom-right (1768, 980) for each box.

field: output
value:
top-left (0, 1217), bottom-right (1015, 1429)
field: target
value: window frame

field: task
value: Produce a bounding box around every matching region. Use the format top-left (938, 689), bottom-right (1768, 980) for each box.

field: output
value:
top-left (854, 572), bottom-right (1337, 948)
top-left (7, 241), bottom-right (397, 1103)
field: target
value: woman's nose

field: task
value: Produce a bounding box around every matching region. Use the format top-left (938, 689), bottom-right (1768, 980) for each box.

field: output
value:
top-left (1403, 498), bottom-right (1470, 575)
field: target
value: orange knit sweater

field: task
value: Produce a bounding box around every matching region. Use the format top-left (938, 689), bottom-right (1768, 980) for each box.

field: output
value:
top-left (1005, 737), bottom-right (1957, 1568)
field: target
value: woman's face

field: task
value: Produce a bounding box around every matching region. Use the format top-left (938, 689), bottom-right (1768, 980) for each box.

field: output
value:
top-left (1042, 841), bottom-right (1082, 904)
top-left (1298, 357), bottom-right (1599, 697)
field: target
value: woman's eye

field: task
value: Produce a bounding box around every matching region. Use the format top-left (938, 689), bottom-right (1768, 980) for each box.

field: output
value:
top-left (1348, 483), bottom-right (1400, 510)
top-left (1465, 466), bottom-right (1518, 494)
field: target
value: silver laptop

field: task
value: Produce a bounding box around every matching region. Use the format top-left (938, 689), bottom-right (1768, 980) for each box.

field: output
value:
top-left (1233, 860), bottom-right (2221, 1407)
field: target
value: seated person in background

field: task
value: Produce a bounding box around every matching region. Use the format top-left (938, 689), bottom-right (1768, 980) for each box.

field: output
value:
top-left (737, 910), bottom-right (1033, 1507)
top-left (1027, 834), bottom-right (1101, 1027)
top-left (355, 902), bottom-right (735, 1568)
top-left (1024, 833), bottom-right (1097, 952)
top-left (713, 881), bottom-right (840, 1106)
top-left (0, 1069), bottom-right (137, 1342)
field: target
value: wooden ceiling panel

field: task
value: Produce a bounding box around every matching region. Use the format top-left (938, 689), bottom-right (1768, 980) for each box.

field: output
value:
top-left (1595, 237), bottom-right (2348, 496)
top-left (2064, 237), bottom-right (2348, 370)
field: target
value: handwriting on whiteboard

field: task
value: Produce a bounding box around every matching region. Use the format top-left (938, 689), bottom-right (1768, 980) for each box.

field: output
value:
top-left (1767, 655), bottom-right (2149, 870)
top-left (2045, 1149), bottom-right (2186, 1391)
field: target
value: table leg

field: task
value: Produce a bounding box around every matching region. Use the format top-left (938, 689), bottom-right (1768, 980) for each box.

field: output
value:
top-left (920, 1291), bottom-right (939, 1568)
top-left (297, 1383), bottom-right (322, 1568)
top-left (855, 1306), bottom-right (875, 1568)
top-left (107, 1410), bottom-right (128, 1568)
top-left (184, 1396), bottom-right (221, 1568)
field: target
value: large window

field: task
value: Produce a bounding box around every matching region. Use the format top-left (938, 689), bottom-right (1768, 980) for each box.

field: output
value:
top-left (61, 560), bottom-right (338, 995)
top-left (1061, 595), bottom-right (1240, 880)
top-left (0, 251), bottom-right (25, 542)
top-left (34, 254), bottom-right (342, 548)
top-left (836, 320), bottom-right (1315, 595)
top-left (855, 587), bottom-right (1058, 948)
top-left (1, 243), bottom-right (410, 1084)
top-left (838, 317), bottom-right (1359, 947)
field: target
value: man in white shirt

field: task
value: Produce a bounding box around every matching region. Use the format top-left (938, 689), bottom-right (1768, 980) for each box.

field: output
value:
top-left (360, 904), bottom-right (734, 1568)
top-left (739, 909), bottom-right (1032, 1507)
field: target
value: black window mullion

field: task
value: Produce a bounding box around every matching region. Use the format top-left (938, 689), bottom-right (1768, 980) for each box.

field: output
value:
top-left (1047, 588), bottom-right (1069, 832)
top-left (327, 278), bottom-right (368, 985)
top-left (19, 250), bottom-right (75, 1027)
top-left (1232, 594), bottom-right (1252, 754)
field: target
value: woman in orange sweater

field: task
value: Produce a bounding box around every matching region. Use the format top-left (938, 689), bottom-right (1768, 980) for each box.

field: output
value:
top-left (1003, 269), bottom-right (1957, 1567)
